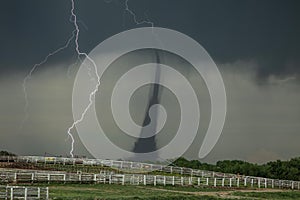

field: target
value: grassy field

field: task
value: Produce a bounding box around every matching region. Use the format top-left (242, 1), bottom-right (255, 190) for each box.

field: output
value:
top-left (232, 190), bottom-right (300, 199)
top-left (18, 183), bottom-right (300, 200)
top-left (1, 161), bottom-right (300, 199)
top-left (49, 184), bottom-right (212, 200)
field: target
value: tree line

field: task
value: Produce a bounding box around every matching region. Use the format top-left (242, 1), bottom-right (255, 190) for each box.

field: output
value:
top-left (173, 157), bottom-right (300, 181)
top-left (0, 150), bottom-right (16, 156)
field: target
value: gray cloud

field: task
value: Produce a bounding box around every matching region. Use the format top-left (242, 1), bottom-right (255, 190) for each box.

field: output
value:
top-left (0, 65), bottom-right (91, 157)
top-left (0, 58), bottom-right (299, 163)
top-left (196, 60), bottom-right (300, 163)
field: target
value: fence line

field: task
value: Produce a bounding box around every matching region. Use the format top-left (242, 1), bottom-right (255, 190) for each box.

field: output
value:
top-left (0, 156), bottom-right (237, 178)
top-left (0, 169), bottom-right (299, 190)
top-left (0, 185), bottom-right (48, 200)
top-left (0, 156), bottom-right (299, 190)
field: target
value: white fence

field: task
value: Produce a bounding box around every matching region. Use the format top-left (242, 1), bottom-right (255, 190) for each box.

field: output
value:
top-left (0, 156), bottom-right (235, 178)
top-left (0, 185), bottom-right (48, 200)
top-left (0, 156), bottom-right (300, 190)
top-left (0, 169), bottom-right (299, 190)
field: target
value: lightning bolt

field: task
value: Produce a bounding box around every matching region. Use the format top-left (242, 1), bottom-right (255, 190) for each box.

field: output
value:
top-left (22, 0), bottom-right (100, 158)
top-left (66, 0), bottom-right (101, 158)
top-left (21, 31), bottom-right (75, 129)
top-left (124, 0), bottom-right (154, 27)
top-left (22, 0), bottom-right (163, 159)
top-left (67, 0), bottom-right (154, 158)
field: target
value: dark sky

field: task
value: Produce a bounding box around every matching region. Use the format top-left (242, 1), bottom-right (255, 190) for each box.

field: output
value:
top-left (0, 0), bottom-right (299, 163)
top-left (1, 0), bottom-right (300, 79)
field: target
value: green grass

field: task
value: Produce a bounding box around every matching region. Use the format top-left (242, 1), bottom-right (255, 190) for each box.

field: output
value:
top-left (47, 184), bottom-right (219, 200)
top-left (232, 191), bottom-right (300, 199)
top-left (153, 185), bottom-right (232, 192)
top-left (9, 182), bottom-right (300, 199)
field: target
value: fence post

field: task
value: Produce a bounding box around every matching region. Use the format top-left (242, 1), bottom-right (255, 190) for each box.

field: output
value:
top-left (47, 174), bottom-right (50, 184)
top-left (10, 187), bottom-right (13, 200)
top-left (244, 178), bottom-right (247, 187)
top-left (265, 178), bottom-right (267, 188)
top-left (144, 175), bottom-right (146, 186)
top-left (93, 174), bottom-right (97, 183)
top-left (163, 176), bottom-right (166, 186)
top-left (198, 177), bottom-right (200, 186)
top-left (237, 178), bottom-right (240, 187)
top-left (154, 176), bottom-right (156, 186)
top-left (251, 179), bottom-right (254, 187)
top-left (63, 174), bottom-right (66, 184)
top-left (14, 173), bottom-right (17, 183)
top-left (213, 178), bottom-right (217, 187)
top-left (292, 181), bottom-right (294, 190)
top-left (109, 175), bottom-right (112, 184)
top-left (122, 175), bottom-right (125, 185)
top-left (5, 186), bottom-right (8, 200)
top-left (258, 178), bottom-right (261, 188)
top-left (189, 177), bottom-right (192, 185)
top-left (181, 177), bottom-right (183, 186)
top-left (206, 178), bottom-right (209, 186)
top-left (37, 187), bottom-right (40, 198)
top-left (229, 178), bottom-right (232, 187)
top-left (24, 188), bottom-right (27, 200)
top-left (222, 178), bottom-right (225, 187)
top-left (46, 187), bottom-right (49, 199)
top-left (172, 176), bottom-right (175, 186)
top-left (31, 173), bottom-right (34, 183)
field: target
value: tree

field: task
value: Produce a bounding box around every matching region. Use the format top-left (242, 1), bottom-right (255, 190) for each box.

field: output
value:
top-left (0, 150), bottom-right (16, 156)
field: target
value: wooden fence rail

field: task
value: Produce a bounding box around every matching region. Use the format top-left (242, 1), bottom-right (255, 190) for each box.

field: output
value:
top-left (0, 185), bottom-right (48, 200)
top-left (0, 156), bottom-right (242, 178)
top-left (1, 156), bottom-right (300, 190)
top-left (0, 169), bottom-right (299, 190)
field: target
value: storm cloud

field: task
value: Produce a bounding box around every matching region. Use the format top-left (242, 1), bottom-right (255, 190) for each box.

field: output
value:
top-left (0, 0), bottom-right (299, 163)
top-left (0, 58), bottom-right (299, 163)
